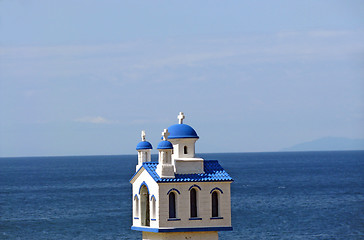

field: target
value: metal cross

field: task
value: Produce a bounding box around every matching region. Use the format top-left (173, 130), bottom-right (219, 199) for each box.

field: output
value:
top-left (141, 130), bottom-right (146, 141)
top-left (178, 112), bottom-right (185, 124)
top-left (162, 129), bottom-right (170, 141)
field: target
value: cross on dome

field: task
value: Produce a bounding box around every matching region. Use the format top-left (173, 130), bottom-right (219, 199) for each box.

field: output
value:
top-left (162, 129), bottom-right (170, 141)
top-left (141, 130), bottom-right (146, 141)
top-left (178, 112), bottom-right (185, 124)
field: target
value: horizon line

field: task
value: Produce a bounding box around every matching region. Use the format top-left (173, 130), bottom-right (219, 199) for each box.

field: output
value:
top-left (1, 149), bottom-right (364, 159)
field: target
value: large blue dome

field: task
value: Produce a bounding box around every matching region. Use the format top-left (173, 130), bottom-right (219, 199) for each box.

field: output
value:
top-left (157, 140), bottom-right (173, 149)
top-left (167, 124), bottom-right (199, 139)
top-left (136, 141), bottom-right (153, 150)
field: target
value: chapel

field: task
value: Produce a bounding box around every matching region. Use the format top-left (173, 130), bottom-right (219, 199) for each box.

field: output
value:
top-left (129, 112), bottom-right (233, 240)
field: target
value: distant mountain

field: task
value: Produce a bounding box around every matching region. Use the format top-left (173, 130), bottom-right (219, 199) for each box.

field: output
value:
top-left (282, 137), bottom-right (364, 151)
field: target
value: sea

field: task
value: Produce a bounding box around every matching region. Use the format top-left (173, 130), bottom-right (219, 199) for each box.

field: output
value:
top-left (0, 151), bottom-right (363, 240)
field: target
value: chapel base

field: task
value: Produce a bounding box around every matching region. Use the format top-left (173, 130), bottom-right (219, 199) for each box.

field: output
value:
top-left (142, 231), bottom-right (218, 240)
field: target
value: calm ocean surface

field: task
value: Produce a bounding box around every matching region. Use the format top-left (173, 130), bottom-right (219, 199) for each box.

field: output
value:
top-left (0, 151), bottom-right (363, 239)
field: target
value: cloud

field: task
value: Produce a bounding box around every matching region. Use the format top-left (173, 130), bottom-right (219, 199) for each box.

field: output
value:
top-left (0, 42), bottom-right (138, 59)
top-left (2, 29), bottom-right (363, 84)
top-left (74, 116), bottom-right (114, 124)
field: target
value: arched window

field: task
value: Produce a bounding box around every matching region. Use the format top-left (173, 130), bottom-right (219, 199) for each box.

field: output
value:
top-left (150, 196), bottom-right (156, 220)
top-left (212, 191), bottom-right (219, 217)
top-left (190, 188), bottom-right (197, 217)
top-left (134, 195), bottom-right (139, 218)
top-left (184, 146), bottom-right (188, 154)
top-left (169, 192), bottom-right (176, 218)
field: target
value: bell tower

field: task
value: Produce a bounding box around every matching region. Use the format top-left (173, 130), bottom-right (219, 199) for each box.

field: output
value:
top-left (156, 129), bottom-right (175, 178)
top-left (136, 130), bottom-right (152, 171)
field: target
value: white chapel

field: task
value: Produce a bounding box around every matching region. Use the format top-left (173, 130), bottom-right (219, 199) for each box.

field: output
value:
top-left (129, 112), bottom-right (233, 240)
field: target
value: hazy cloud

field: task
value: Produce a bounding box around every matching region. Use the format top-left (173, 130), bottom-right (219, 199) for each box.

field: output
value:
top-left (74, 116), bottom-right (115, 124)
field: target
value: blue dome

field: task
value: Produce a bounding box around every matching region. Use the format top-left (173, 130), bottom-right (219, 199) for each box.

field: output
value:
top-left (157, 140), bottom-right (173, 149)
top-left (167, 124), bottom-right (199, 139)
top-left (136, 141), bottom-right (153, 150)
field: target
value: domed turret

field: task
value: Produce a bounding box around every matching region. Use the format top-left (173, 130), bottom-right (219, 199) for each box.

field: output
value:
top-left (156, 129), bottom-right (175, 178)
top-left (167, 112), bottom-right (199, 160)
top-left (136, 141), bottom-right (153, 150)
top-left (135, 130), bottom-right (152, 171)
top-left (157, 140), bottom-right (173, 149)
top-left (165, 112), bottom-right (199, 139)
top-left (167, 123), bottom-right (199, 139)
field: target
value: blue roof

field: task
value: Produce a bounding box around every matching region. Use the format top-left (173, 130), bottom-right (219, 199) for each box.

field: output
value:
top-left (136, 141), bottom-right (153, 150)
top-left (131, 160), bottom-right (233, 182)
top-left (157, 140), bottom-right (173, 149)
top-left (167, 124), bottom-right (199, 139)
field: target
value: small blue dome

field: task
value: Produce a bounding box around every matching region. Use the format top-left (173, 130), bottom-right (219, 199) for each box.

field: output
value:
top-left (157, 140), bottom-right (173, 149)
top-left (136, 141), bottom-right (153, 150)
top-left (167, 124), bottom-right (199, 139)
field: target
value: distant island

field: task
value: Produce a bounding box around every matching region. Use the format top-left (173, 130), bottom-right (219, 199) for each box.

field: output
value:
top-left (282, 137), bottom-right (364, 151)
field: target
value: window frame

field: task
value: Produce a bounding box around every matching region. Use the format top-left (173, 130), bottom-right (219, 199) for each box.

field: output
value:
top-left (168, 191), bottom-right (177, 219)
top-left (190, 188), bottom-right (198, 218)
top-left (184, 145), bottom-right (188, 154)
top-left (211, 191), bottom-right (219, 218)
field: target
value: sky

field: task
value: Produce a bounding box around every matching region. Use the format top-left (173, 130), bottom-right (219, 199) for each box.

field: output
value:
top-left (0, 0), bottom-right (363, 157)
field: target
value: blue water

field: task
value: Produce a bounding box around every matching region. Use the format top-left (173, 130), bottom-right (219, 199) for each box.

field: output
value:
top-left (0, 151), bottom-right (363, 239)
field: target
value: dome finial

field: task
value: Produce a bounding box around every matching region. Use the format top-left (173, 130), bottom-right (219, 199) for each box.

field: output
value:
top-left (162, 129), bottom-right (170, 141)
top-left (141, 130), bottom-right (146, 141)
top-left (178, 112), bottom-right (185, 124)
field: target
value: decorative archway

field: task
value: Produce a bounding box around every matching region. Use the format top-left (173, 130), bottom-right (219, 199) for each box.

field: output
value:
top-left (140, 185), bottom-right (150, 226)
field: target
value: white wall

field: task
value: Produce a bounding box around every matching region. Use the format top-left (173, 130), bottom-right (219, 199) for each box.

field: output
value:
top-left (131, 169), bottom-right (160, 229)
top-left (158, 182), bottom-right (232, 229)
top-left (173, 158), bottom-right (204, 174)
top-left (131, 170), bottom-right (232, 231)
top-left (169, 138), bottom-right (198, 159)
